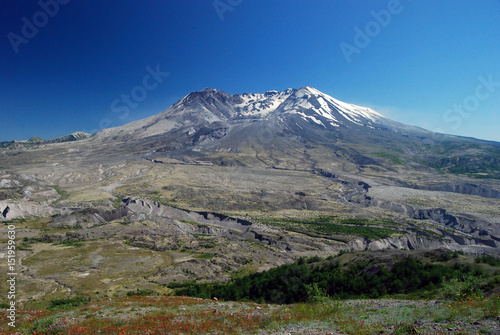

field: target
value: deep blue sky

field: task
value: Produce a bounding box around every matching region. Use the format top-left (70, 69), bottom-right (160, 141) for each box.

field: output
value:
top-left (1, 0), bottom-right (499, 142)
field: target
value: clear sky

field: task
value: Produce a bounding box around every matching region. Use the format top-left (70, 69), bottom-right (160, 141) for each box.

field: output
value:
top-left (1, 0), bottom-right (499, 142)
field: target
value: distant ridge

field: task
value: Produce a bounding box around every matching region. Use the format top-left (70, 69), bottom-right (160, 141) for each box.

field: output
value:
top-left (0, 131), bottom-right (90, 148)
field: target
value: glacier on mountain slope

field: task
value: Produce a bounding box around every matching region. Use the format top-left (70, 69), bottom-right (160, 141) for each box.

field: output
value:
top-left (230, 86), bottom-right (386, 129)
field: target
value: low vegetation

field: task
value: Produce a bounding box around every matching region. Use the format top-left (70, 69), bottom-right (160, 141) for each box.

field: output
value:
top-left (475, 254), bottom-right (500, 266)
top-left (257, 216), bottom-right (403, 240)
top-left (53, 240), bottom-right (84, 248)
top-left (3, 294), bottom-right (500, 334)
top-left (48, 297), bottom-right (88, 311)
top-left (373, 152), bottom-right (405, 165)
top-left (425, 153), bottom-right (500, 179)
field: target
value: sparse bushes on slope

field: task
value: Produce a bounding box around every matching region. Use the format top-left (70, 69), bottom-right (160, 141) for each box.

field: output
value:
top-left (475, 254), bottom-right (500, 266)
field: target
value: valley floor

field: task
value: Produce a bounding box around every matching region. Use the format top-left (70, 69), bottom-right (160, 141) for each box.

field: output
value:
top-left (2, 296), bottom-right (499, 335)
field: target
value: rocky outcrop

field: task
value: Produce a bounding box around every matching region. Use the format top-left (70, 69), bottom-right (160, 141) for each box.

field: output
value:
top-left (409, 209), bottom-right (488, 235)
top-left (339, 234), bottom-right (499, 255)
top-left (2, 205), bottom-right (9, 218)
top-left (122, 197), bottom-right (256, 234)
top-left (414, 183), bottom-right (500, 199)
top-left (121, 197), bottom-right (500, 255)
top-left (0, 201), bottom-right (65, 221)
top-left (51, 206), bottom-right (131, 228)
top-left (369, 235), bottom-right (498, 255)
top-left (334, 177), bottom-right (500, 245)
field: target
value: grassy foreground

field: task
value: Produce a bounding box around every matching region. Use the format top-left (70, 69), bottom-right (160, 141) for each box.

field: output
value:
top-left (1, 294), bottom-right (500, 334)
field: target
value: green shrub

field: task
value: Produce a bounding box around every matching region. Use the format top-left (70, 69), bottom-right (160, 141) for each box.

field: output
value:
top-left (126, 289), bottom-right (158, 296)
top-left (305, 283), bottom-right (329, 303)
top-left (441, 274), bottom-right (486, 300)
top-left (48, 297), bottom-right (88, 310)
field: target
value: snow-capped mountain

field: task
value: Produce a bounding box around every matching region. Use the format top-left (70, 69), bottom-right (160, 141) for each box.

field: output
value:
top-left (97, 86), bottom-right (406, 144)
top-left (271, 86), bottom-right (386, 129)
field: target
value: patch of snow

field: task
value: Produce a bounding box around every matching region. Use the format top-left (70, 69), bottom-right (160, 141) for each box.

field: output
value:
top-left (235, 90), bottom-right (293, 117)
top-left (295, 111), bottom-right (326, 127)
